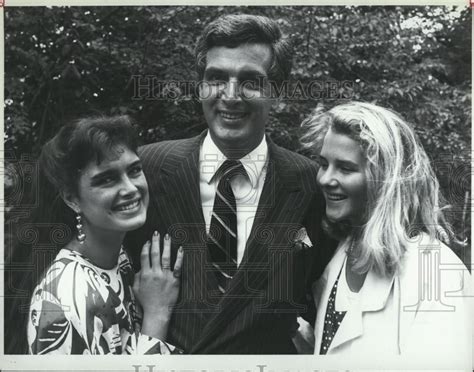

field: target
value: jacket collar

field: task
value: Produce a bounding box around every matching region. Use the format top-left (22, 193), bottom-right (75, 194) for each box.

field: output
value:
top-left (315, 243), bottom-right (396, 352)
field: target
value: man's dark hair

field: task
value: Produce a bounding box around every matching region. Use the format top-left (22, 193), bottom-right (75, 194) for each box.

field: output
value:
top-left (195, 14), bottom-right (293, 86)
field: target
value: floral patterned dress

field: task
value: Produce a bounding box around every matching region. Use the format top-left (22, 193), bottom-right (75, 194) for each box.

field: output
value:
top-left (27, 248), bottom-right (181, 355)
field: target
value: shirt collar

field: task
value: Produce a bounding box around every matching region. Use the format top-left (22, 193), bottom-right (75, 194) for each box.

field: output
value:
top-left (199, 132), bottom-right (268, 187)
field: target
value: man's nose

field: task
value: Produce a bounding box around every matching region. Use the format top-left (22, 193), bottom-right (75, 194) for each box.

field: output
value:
top-left (221, 78), bottom-right (240, 100)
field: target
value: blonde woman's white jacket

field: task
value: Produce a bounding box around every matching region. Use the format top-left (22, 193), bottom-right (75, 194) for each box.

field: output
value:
top-left (312, 233), bottom-right (471, 365)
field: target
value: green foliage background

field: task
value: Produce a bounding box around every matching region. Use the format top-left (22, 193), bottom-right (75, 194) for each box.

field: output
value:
top-left (4, 6), bottom-right (471, 256)
top-left (2, 5), bottom-right (472, 355)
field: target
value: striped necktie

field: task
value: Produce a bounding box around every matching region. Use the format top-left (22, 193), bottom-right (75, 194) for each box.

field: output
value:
top-left (207, 159), bottom-right (246, 294)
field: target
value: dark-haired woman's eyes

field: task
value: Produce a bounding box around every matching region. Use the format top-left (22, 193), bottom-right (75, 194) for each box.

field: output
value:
top-left (92, 175), bottom-right (115, 187)
top-left (129, 165), bottom-right (143, 177)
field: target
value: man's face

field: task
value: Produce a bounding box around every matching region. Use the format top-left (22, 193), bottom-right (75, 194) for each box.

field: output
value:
top-left (199, 43), bottom-right (274, 157)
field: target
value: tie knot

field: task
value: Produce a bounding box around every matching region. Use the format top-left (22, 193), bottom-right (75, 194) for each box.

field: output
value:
top-left (218, 160), bottom-right (246, 181)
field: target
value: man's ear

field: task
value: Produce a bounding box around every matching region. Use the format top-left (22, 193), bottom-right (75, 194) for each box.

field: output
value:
top-left (60, 190), bottom-right (80, 214)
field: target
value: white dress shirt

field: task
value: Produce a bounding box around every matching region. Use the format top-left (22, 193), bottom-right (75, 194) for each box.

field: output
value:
top-left (199, 132), bottom-right (268, 265)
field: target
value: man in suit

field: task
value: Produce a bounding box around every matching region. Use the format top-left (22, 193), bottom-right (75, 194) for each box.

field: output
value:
top-left (128, 14), bottom-right (332, 354)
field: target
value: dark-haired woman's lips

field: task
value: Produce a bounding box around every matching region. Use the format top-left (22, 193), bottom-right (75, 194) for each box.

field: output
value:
top-left (113, 199), bottom-right (142, 213)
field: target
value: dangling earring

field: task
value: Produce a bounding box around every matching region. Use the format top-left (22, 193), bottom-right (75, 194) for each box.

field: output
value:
top-left (76, 213), bottom-right (86, 244)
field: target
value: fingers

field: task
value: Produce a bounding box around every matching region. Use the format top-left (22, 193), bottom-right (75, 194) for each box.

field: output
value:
top-left (173, 246), bottom-right (184, 278)
top-left (150, 231), bottom-right (161, 270)
top-left (162, 234), bottom-right (171, 270)
top-left (140, 241), bottom-right (151, 269)
top-left (144, 231), bottom-right (183, 276)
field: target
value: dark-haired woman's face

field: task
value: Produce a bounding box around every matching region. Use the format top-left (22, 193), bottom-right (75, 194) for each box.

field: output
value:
top-left (74, 145), bottom-right (149, 234)
top-left (317, 128), bottom-right (367, 225)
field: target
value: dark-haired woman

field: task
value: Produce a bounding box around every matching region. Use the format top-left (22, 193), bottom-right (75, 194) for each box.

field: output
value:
top-left (26, 116), bottom-right (183, 354)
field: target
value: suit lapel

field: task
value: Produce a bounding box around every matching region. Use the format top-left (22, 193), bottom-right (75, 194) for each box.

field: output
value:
top-left (154, 134), bottom-right (205, 230)
top-left (153, 132), bottom-right (221, 315)
top-left (191, 138), bottom-right (310, 352)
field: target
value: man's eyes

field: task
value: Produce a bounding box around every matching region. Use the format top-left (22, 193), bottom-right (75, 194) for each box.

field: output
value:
top-left (205, 73), bottom-right (227, 84)
top-left (204, 74), bottom-right (266, 90)
top-left (241, 75), bottom-right (267, 89)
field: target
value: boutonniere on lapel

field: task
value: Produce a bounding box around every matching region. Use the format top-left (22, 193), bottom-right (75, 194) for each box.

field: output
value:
top-left (294, 227), bottom-right (313, 249)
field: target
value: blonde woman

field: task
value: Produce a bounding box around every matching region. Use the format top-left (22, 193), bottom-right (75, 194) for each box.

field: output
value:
top-left (300, 102), bottom-right (470, 361)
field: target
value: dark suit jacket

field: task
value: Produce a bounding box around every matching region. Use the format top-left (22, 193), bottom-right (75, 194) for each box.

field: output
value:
top-left (126, 131), bottom-right (335, 354)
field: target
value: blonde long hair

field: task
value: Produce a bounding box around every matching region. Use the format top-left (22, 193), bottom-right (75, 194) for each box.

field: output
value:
top-left (301, 101), bottom-right (453, 276)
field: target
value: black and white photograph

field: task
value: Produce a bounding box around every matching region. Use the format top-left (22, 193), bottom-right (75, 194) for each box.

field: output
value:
top-left (2, 3), bottom-right (472, 371)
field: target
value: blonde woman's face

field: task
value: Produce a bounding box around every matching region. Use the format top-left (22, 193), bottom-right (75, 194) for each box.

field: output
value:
top-left (317, 128), bottom-right (367, 225)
